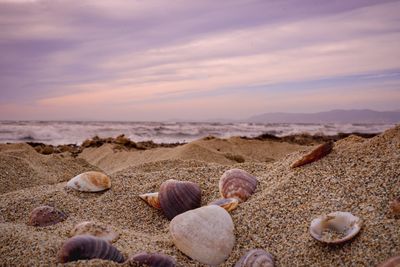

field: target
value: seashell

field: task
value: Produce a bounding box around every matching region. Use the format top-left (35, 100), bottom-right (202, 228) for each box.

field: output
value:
top-left (291, 141), bottom-right (333, 168)
top-left (208, 198), bottom-right (239, 212)
top-left (159, 179), bottom-right (201, 220)
top-left (234, 249), bottom-right (275, 267)
top-left (170, 205), bottom-right (235, 266)
top-left (28, 205), bottom-right (67, 227)
top-left (129, 252), bottom-right (176, 267)
top-left (70, 221), bottom-right (119, 243)
top-left (139, 192), bottom-right (161, 210)
top-left (390, 196), bottom-right (400, 215)
top-left (309, 211), bottom-right (362, 244)
top-left (58, 235), bottom-right (125, 263)
top-left (67, 171), bottom-right (111, 192)
top-left (219, 168), bottom-right (258, 202)
top-left (378, 255), bottom-right (400, 267)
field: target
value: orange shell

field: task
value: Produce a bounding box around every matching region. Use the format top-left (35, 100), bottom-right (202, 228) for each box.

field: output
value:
top-left (291, 142), bottom-right (333, 168)
top-left (139, 192), bottom-right (161, 210)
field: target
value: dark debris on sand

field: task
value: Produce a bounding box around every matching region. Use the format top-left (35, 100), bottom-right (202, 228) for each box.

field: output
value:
top-left (28, 135), bottom-right (185, 156)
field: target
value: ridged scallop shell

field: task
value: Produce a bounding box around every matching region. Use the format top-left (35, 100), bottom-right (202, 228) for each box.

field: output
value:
top-left (28, 205), bottom-right (67, 227)
top-left (378, 255), bottom-right (400, 267)
top-left (219, 169), bottom-right (257, 202)
top-left (170, 205), bottom-right (235, 266)
top-left (208, 198), bottom-right (239, 212)
top-left (159, 179), bottom-right (201, 220)
top-left (291, 142), bottom-right (333, 168)
top-left (235, 249), bottom-right (275, 267)
top-left (390, 196), bottom-right (400, 215)
top-left (70, 221), bottom-right (119, 243)
top-left (129, 252), bottom-right (176, 267)
top-left (139, 192), bottom-right (161, 210)
top-left (58, 235), bottom-right (125, 263)
top-left (67, 171), bottom-right (111, 192)
top-left (310, 211), bottom-right (362, 244)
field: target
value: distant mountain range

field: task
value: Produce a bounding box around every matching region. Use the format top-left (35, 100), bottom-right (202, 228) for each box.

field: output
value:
top-left (246, 109), bottom-right (400, 124)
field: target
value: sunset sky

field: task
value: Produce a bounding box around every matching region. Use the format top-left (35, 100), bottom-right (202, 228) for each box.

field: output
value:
top-left (0, 0), bottom-right (400, 121)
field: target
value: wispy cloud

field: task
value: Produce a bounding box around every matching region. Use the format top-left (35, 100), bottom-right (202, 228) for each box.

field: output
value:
top-left (0, 0), bottom-right (399, 120)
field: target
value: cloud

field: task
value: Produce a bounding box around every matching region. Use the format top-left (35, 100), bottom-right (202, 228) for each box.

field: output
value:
top-left (0, 0), bottom-right (399, 120)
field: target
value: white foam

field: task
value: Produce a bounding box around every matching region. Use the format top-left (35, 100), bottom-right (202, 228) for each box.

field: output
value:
top-left (0, 121), bottom-right (395, 145)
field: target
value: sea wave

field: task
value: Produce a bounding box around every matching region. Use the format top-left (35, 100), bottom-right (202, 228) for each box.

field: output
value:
top-left (0, 121), bottom-right (395, 145)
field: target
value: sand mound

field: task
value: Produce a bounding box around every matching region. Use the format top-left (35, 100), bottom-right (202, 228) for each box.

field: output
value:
top-left (0, 143), bottom-right (98, 194)
top-left (0, 126), bottom-right (399, 266)
top-left (79, 137), bottom-right (306, 174)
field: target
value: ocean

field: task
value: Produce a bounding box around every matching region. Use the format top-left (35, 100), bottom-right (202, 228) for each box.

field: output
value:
top-left (0, 121), bottom-right (395, 145)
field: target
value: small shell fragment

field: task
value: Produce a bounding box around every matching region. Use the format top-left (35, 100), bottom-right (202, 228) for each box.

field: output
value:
top-left (70, 221), bottom-right (119, 243)
top-left (159, 179), bottom-right (201, 220)
top-left (58, 235), bottom-right (125, 263)
top-left (219, 169), bottom-right (258, 202)
top-left (139, 192), bottom-right (161, 210)
top-left (310, 211), bottom-right (362, 244)
top-left (129, 252), bottom-right (176, 267)
top-left (377, 255), bottom-right (400, 267)
top-left (291, 142), bottom-right (333, 168)
top-left (390, 196), bottom-right (400, 215)
top-left (208, 198), bottom-right (239, 212)
top-left (235, 249), bottom-right (275, 267)
top-left (67, 171), bottom-right (111, 192)
top-left (28, 205), bottom-right (67, 227)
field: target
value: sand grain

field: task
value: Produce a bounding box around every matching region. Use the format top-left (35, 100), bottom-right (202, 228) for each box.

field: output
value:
top-left (0, 126), bottom-right (399, 266)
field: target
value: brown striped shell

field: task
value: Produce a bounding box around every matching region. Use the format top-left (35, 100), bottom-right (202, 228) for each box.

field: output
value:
top-left (139, 192), bottom-right (161, 210)
top-left (58, 235), bottom-right (125, 263)
top-left (159, 179), bottom-right (201, 220)
top-left (390, 196), bottom-right (400, 215)
top-left (378, 255), bottom-right (400, 267)
top-left (129, 252), bottom-right (176, 267)
top-left (208, 198), bottom-right (239, 212)
top-left (219, 169), bottom-right (257, 202)
top-left (290, 141), bottom-right (333, 168)
top-left (28, 205), bottom-right (67, 227)
top-left (235, 249), bottom-right (275, 267)
top-left (70, 221), bottom-right (119, 243)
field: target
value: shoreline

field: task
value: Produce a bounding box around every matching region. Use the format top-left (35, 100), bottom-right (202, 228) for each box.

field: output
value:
top-left (1, 120), bottom-right (394, 146)
top-left (14, 131), bottom-right (380, 156)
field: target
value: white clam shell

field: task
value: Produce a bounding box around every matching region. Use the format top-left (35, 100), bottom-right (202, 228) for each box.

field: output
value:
top-left (70, 221), bottom-right (119, 243)
top-left (170, 205), bottom-right (235, 266)
top-left (310, 211), bottom-right (362, 244)
top-left (67, 171), bottom-right (111, 192)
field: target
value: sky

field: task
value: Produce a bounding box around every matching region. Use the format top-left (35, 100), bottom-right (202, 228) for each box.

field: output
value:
top-left (0, 0), bottom-right (400, 121)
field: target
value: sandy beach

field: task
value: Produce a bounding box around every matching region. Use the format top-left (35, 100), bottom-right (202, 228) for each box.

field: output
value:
top-left (0, 126), bottom-right (399, 266)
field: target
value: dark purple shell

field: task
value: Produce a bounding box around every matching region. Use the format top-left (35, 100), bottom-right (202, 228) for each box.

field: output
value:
top-left (28, 205), bottom-right (67, 227)
top-left (129, 252), bottom-right (176, 267)
top-left (58, 235), bottom-right (125, 263)
top-left (219, 169), bottom-right (258, 202)
top-left (159, 179), bottom-right (201, 220)
top-left (234, 249), bottom-right (274, 267)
